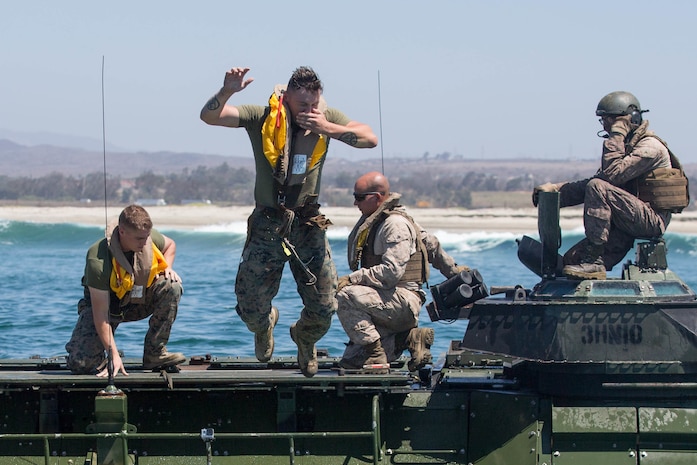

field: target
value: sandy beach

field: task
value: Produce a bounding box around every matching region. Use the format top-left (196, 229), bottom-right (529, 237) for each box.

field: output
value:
top-left (1, 204), bottom-right (697, 235)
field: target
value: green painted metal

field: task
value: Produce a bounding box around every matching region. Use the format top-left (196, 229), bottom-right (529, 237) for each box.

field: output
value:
top-left (4, 194), bottom-right (697, 463)
top-left (553, 406), bottom-right (637, 434)
top-left (86, 387), bottom-right (134, 464)
top-left (0, 390), bottom-right (387, 465)
top-left (468, 391), bottom-right (540, 465)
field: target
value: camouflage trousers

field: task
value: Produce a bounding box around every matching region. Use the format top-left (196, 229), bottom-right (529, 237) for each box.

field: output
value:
top-left (235, 207), bottom-right (337, 345)
top-left (65, 277), bottom-right (182, 374)
top-left (337, 285), bottom-right (423, 362)
top-left (560, 178), bottom-right (669, 269)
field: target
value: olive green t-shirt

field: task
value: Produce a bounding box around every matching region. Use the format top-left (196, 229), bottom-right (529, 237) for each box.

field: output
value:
top-left (82, 229), bottom-right (166, 291)
top-left (237, 104), bottom-right (350, 208)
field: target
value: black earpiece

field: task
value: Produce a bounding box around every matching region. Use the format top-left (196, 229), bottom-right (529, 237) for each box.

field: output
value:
top-left (629, 105), bottom-right (649, 124)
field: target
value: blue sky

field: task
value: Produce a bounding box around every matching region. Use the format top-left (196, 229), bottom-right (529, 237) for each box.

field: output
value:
top-left (2, 1), bottom-right (696, 162)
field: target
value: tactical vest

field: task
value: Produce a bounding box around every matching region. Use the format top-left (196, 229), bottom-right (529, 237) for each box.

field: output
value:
top-left (108, 227), bottom-right (168, 304)
top-left (360, 210), bottom-right (429, 285)
top-left (261, 85), bottom-right (328, 208)
top-left (633, 134), bottom-right (690, 213)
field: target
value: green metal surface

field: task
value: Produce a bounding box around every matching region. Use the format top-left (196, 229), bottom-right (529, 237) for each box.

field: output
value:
top-left (468, 391), bottom-right (541, 465)
top-left (553, 406), bottom-right (637, 433)
top-left (4, 194), bottom-right (697, 463)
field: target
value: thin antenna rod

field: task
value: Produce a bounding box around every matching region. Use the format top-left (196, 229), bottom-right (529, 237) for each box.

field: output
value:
top-left (101, 57), bottom-right (108, 233)
top-left (101, 56), bottom-right (116, 389)
top-left (377, 70), bottom-right (385, 175)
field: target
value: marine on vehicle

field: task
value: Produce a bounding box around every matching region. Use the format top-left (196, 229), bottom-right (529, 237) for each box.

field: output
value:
top-left (1, 191), bottom-right (696, 464)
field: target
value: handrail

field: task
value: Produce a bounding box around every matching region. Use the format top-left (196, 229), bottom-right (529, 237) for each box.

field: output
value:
top-left (0, 394), bottom-right (385, 465)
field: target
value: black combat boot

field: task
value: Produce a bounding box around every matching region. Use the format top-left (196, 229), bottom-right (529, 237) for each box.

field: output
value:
top-left (562, 243), bottom-right (606, 280)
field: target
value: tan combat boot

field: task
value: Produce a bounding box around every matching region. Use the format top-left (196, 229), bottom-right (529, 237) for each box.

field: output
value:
top-left (290, 323), bottom-right (318, 378)
top-left (143, 350), bottom-right (187, 370)
top-left (339, 340), bottom-right (389, 373)
top-left (406, 327), bottom-right (435, 372)
top-left (562, 243), bottom-right (606, 280)
top-left (393, 330), bottom-right (410, 358)
top-left (338, 340), bottom-right (365, 369)
top-left (255, 306), bottom-right (279, 362)
top-left (363, 339), bottom-right (389, 373)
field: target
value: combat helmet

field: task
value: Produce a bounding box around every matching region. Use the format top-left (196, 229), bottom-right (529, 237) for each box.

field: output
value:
top-left (595, 91), bottom-right (642, 117)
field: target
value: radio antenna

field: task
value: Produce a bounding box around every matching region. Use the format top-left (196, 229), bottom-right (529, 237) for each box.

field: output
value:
top-left (377, 70), bottom-right (385, 175)
top-left (101, 57), bottom-right (109, 234)
top-left (101, 56), bottom-right (117, 390)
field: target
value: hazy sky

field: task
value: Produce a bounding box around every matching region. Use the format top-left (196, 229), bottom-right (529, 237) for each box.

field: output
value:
top-left (2, 1), bottom-right (696, 162)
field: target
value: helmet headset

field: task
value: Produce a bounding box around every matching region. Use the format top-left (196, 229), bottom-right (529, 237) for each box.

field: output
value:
top-left (596, 91), bottom-right (649, 137)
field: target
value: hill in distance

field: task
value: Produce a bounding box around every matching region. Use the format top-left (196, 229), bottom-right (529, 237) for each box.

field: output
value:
top-left (0, 138), bottom-right (607, 181)
top-left (3, 137), bottom-right (696, 191)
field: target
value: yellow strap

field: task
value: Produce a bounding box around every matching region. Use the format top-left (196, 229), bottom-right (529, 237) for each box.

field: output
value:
top-left (148, 245), bottom-right (169, 286)
top-left (110, 244), bottom-right (169, 299)
top-left (261, 91), bottom-right (327, 172)
top-left (309, 135), bottom-right (328, 169)
top-left (356, 228), bottom-right (370, 249)
top-left (110, 259), bottom-right (132, 299)
top-left (261, 92), bottom-right (287, 169)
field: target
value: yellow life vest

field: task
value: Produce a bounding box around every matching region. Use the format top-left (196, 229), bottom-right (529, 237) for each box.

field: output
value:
top-left (352, 196), bottom-right (429, 285)
top-left (346, 193), bottom-right (429, 286)
top-left (110, 243), bottom-right (168, 299)
top-left (261, 85), bottom-right (328, 187)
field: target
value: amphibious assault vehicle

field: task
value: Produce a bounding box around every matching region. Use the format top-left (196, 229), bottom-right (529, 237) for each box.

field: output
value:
top-left (2, 191), bottom-right (697, 464)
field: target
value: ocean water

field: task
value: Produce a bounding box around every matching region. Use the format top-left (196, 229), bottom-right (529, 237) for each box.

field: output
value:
top-left (1, 217), bottom-right (697, 363)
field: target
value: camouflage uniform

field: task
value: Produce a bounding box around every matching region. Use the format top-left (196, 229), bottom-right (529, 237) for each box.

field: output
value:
top-left (230, 103), bottom-right (350, 352)
top-left (559, 123), bottom-right (671, 269)
top-left (65, 276), bottom-right (182, 374)
top-left (235, 205), bottom-right (337, 346)
top-left (338, 204), bottom-right (459, 362)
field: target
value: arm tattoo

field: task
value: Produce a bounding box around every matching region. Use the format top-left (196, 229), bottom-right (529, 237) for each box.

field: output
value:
top-left (206, 96), bottom-right (221, 111)
top-left (339, 132), bottom-right (358, 146)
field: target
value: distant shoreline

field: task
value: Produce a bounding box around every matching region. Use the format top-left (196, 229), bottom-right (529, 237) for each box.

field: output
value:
top-left (0, 204), bottom-right (551, 233)
top-left (2, 204), bottom-right (697, 235)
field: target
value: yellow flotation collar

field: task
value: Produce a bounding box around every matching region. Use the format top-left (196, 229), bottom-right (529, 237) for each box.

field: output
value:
top-left (356, 228), bottom-right (370, 251)
top-left (347, 194), bottom-right (402, 271)
top-left (261, 87), bottom-right (327, 178)
top-left (110, 244), bottom-right (168, 299)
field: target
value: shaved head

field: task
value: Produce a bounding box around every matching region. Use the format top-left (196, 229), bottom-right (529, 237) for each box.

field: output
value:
top-left (353, 172), bottom-right (390, 215)
top-left (354, 171), bottom-right (389, 195)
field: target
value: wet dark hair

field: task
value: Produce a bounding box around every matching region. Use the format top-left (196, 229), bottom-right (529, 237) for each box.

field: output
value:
top-left (287, 66), bottom-right (323, 92)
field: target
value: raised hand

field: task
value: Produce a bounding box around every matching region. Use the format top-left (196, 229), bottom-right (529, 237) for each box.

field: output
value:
top-left (222, 67), bottom-right (254, 94)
